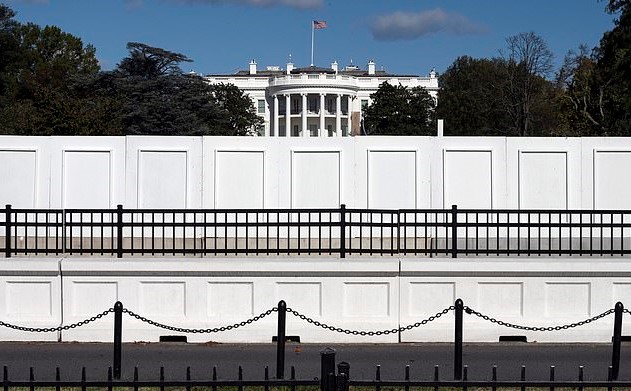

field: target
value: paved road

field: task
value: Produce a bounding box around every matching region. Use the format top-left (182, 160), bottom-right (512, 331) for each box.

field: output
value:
top-left (1, 342), bottom-right (630, 382)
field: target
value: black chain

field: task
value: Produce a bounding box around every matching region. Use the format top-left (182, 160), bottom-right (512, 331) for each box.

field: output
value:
top-left (0, 308), bottom-right (114, 333)
top-left (286, 306), bottom-right (454, 336)
top-left (623, 308), bottom-right (631, 316)
top-left (464, 306), bottom-right (615, 332)
top-left (122, 307), bottom-right (278, 334)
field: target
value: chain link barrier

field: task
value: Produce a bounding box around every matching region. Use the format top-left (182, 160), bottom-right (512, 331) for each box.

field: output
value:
top-left (623, 308), bottom-right (631, 316)
top-left (464, 305), bottom-right (615, 332)
top-left (122, 307), bottom-right (278, 334)
top-left (286, 305), bottom-right (454, 336)
top-left (0, 308), bottom-right (114, 333)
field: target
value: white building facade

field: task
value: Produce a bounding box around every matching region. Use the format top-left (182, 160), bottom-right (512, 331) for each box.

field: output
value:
top-left (204, 60), bottom-right (439, 137)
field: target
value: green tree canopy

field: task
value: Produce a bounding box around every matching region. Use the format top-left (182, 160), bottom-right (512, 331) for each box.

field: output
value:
top-left (362, 82), bottom-right (436, 136)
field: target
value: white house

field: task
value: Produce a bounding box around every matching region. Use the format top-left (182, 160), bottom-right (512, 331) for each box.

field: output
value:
top-left (204, 60), bottom-right (439, 137)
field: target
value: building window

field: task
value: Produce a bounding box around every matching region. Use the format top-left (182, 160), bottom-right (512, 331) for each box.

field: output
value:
top-left (308, 97), bottom-right (317, 113)
top-left (361, 99), bottom-right (369, 110)
top-left (342, 125), bottom-right (348, 137)
top-left (309, 125), bottom-right (317, 137)
top-left (326, 98), bottom-right (334, 113)
top-left (257, 99), bottom-right (265, 114)
top-left (327, 125), bottom-right (333, 137)
top-left (293, 125), bottom-right (299, 137)
top-left (292, 98), bottom-right (300, 113)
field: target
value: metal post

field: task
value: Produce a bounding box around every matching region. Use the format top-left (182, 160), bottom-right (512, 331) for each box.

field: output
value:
top-left (320, 347), bottom-right (336, 391)
top-left (611, 301), bottom-right (624, 380)
top-left (451, 205), bottom-right (458, 258)
top-left (454, 298), bottom-right (464, 380)
top-left (337, 362), bottom-right (350, 391)
top-left (276, 300), bottom-right (287, 379)
top-left (116, 205), bottom-right (123, 258)
top-left (4, 205), bottom-right (11, 258)
top-left (113, 301), bottom-right (123, 380)
top-left (340, 204), bottom-right (346, 259)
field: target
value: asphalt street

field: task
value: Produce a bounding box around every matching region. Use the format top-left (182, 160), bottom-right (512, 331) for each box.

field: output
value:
top-left (0, 342), bottom-right (629, 382)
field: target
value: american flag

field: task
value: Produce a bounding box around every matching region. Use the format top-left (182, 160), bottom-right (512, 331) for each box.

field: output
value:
top-left (313, 20), bottom-right (327, 29)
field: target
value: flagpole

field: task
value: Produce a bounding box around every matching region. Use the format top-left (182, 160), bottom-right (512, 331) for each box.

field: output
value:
top-left (310, 21), bottom-right (314, 66)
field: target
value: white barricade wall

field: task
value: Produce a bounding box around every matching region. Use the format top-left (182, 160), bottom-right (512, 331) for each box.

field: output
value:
top-left (2, 136), bottom-right (631, 210)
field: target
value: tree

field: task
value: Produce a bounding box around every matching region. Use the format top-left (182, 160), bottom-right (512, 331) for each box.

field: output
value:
top-left (99, 42), bottom-right (262, 136)
top-left (436, 56), bottom-right (512, 136)
top-left (362, 82), bottom-right (435, 135)
top-left (500, 32), bottom-right (555, 136)
top-left (0, 11), bottom-right (102, 135)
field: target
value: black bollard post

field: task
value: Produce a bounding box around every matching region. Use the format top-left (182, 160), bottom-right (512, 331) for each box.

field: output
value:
top-left (320, 348), bottom-right (336, 391)
top-left (611, 302), bottom-right (624, 380)
top-left (276, 300), bottom-right (287, 379)
top-left (454, 298), bottom-right (464, 380)
top-left (113, 301), bottom-right (123, 380)
top-left (337, 362), bottom-right (350, 391)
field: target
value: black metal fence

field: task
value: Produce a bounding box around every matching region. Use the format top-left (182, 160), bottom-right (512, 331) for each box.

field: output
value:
top-left (3, 204), bottom-right (631, 258)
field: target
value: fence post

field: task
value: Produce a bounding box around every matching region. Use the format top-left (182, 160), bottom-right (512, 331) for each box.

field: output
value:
top-left (451, 205), bottom-right (458, 258)
top-left (337, 362), bottom-right (350, 391)
top-left (276, 300), bottom-right (286, 379)
top-left (116, 205), bottom-right (123, 259)
top-left (340, 204), bottom-right (346, 259)
top-left (113, 301), bottom-right (123, 380)
top-left (611, 301), bottom-right (624, 380)
top-left (4, 205), bottom-right (11, 258)
top-left (454, 298), bottom-right (464, 380)
top-left (320, 347), bottom-right (336, 391)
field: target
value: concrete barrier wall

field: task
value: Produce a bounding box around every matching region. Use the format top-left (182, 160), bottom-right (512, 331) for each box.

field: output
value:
top-left (1, 256), bottom-right (630, 343)
top-left (3, 136), bottom-right (631, 211)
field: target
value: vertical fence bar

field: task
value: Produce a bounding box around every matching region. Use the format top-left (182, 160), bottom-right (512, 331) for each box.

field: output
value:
top-left (276, 300), bottom-right (286, 379)
top-left (611, 301), bottom-right (623, 380)
top-left (4, 205), bottom-right (10, 258)
top-left (113, 301), bottom-right (123, 380)
top-left (340, 205), bottom-right (346, 258)
top-left (320, 347), bottom-right (336, 391)
top-left (451, 205), bottom-right (458, 258)
top-left (454, 298), bottom-right (464, 380)
top-left (116, 205), bottom-right (123, 259)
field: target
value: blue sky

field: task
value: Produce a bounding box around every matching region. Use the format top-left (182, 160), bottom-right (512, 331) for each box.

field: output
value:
top-left (6, 0), bottom-right (617, 77)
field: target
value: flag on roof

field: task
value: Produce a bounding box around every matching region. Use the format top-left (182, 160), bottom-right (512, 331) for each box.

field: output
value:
top-left (313, 20), bottom-right (327, 29)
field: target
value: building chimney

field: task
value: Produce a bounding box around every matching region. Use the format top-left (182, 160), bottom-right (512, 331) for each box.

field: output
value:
top-left (286, 62), bottom-right (294, 74)
top-left (249, 59), bottom-right (257, 75)
top-left (331, 61), bottom-right (338, 73)
top-left (367, 59), bottom-right (376, 75)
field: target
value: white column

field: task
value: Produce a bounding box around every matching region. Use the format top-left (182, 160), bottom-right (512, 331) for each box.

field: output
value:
top-left (301, 93), bottom-right (308, 137)
top-left (285, 94), bottom-right (291, 137)
top-left (319, 93), bottom-right (326, 137)
top-left (346, 95), bottom-right (352, 136)
top-left (336, 94), bottom-right (342, 137)
top-left (273, 95), bottom-right (279, 137)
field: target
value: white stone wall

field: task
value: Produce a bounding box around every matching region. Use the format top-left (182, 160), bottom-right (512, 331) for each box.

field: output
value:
top-left (1, 257), bottom-right (630, 343)
top-left (2, 136), bottom-right (631, 210)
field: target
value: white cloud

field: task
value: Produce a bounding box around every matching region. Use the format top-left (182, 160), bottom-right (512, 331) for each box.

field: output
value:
top-left (127, 0), bottom-right (322, 9)
top-left (372, 9), bottom-right (487, 41)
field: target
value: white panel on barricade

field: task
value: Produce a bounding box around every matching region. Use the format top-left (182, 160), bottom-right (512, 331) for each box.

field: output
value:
top-left (49, 137), bottom-right (125, 209)
top-left (278, 138), bottom-right (354, 209)
top-left (0, 259), bottom-right (61, 342)
top-left (291, 151), bottom-right (340, 208)
top-left (433, 137), bottom-right (506, 209)
top-left (343, 282), bottom-right (390, 317)
top-left (507, 138), bottom-right (581, 210)
top-left (126, 137), bottom-right (202, 209)
top-left (63, 151), bottom-right (112, 209)
top-left (594, 151), bottom-right (631, 210)
top-left (581, 138), bottom-right (631, 209)
top-left (477, 282), bottom-right (523, 316)
top-left (444, 150), bottom-right (492, 208)
top-left (203, 136), bottom-right (278, 209)
top-left (71, 282), bottom-right (118, 316)
top-left (352, 136), bottom-right (431, 210)
top-left (0, 136), bottom-right (50, 209)
top-left (215, 151), bottom-right (265, 208)
top-left (368, 151), bottom-right (416, 209)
